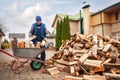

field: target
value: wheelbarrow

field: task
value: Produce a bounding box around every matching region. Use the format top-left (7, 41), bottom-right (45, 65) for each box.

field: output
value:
top-left (0, 48), bottom-right (46, 74)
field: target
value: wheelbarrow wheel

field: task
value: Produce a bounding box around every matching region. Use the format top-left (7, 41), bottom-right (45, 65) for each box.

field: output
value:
top-left (30, 60), bottom-right (43, 70)
top-left (30, 51), bottom-right (46, 70)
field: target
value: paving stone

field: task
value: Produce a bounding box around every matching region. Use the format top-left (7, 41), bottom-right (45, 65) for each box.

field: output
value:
top-left (0, 68), bottom-right (9, 80)
top-left (0, 63), bottom-right (68, 80)
top-left (38, 79), bottom-right (45, 80)
top-left (25, 77), bottom-right (33, 80)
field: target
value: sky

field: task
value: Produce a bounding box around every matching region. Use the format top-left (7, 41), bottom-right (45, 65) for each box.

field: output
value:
top-left (0, 0), bottom-right (120, 39)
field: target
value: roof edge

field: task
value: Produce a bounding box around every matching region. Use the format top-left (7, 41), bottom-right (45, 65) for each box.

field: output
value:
top-left (91, 2), bottom-right (120, 16)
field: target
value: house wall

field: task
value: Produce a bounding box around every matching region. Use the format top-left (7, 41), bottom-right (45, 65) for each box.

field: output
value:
top-left (69, 21), bottom-right (80, 34)
top-left (53, 16), bottom-right (62, 34)
top-left (111, 10), bottom-right (120, 40)
top-left (91, 14), bottom-right (101, 26)
top-left (103, 12), bottom-right (111, 23)
top-left (111, 11), bottom-right (120, 23)
top-left (90, 21), bottom-right (120, 40)
top-left (91, 8), bottom-right (120, 40)
top-left (91, 12), bottom-right (112, 25)
top-left (93, 25), bottom-right (103, 36)
top-left (103, 24), bottom-right (112, 37)
top-left (93, 24), bottom-right (112, 37)
top-left (111, 22), bottom-right (120, 40)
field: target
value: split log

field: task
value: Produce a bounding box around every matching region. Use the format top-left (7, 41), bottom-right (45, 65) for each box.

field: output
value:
top-left (75, 53), bottom-right (83, 57)
top-left (85, 44), bottom-right (91, 49)
top-left (64, 76), bottom-right (83, 80)
top-left (98, 39), bottom-right (103, 49)
top-left (73, 49), bottom-right (89, 54)
top-left (47, 67), bottom-right (60, 75)
top-left (83, 75), bottom-right (106, 80)
top-left (70, 65), bottom-right (75, 75)
top-left (103, 63), bottom-right (120, 69)
top-left (79, 53), bottom-right (89, 63)
top-left (104, 36), bottom-right (111, 42)
top-left (27, 35), bottom-right (37, 41)
top-left (103, 44), bottom-right (112, 52)
top-left (52, 51), bottom-right (63, 60)
top-left (56, 59), bottom-right (77, 66)
top-left (86, 34), bottom-right (93, 38)
top-left (25, 41), bottom-right (30, 48)
top-left (110, 68), bottom-right (117, 74)
top-left (103, 58), bottom-right (112, 64)
top-left (73, 43), bottom-right (84, 49)
top-left (90, 45), bottom-right (97, 56)
top-left (75, 33), bottom-right (81, 42)
top-left (104, 73), bottom-right (120, 79)
top-left (97, 51), bottom-right (106, 58)
top-left (83, 59), bottom-right (102, 67)
top-left (110, 68), bottom-right (120, 74)
top-left (93, 35), bottom-right (98, 44)
top-left (91, 66), bottom-right (104, 74)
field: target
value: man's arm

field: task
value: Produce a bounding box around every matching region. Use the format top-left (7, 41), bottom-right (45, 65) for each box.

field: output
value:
top-left (45, 26), bottom-right (48, 34)
top-left (29, 26), bottom-right (34, 36)
top-left (41, 26), bottom-right (48, 46)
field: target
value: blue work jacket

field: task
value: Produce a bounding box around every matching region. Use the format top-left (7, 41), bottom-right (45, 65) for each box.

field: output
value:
top-left (31, 23), bottom-right (47, 45)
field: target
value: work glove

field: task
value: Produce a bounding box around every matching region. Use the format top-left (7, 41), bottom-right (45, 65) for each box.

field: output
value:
top-left (41, 38), bottom-right (48, 47)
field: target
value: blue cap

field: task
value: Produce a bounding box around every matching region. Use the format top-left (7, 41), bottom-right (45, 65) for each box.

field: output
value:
top-left (36, 15), bottom-right (42, 21)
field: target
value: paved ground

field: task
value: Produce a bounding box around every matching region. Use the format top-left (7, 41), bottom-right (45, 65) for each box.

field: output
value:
top-left (0, 63), bottom-right (70, 80)
top-left (0, 49), bottom-right (70, 80)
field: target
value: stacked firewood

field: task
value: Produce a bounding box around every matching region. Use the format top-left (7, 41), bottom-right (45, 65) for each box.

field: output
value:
top-left (45, 33), bottom-right (120, 80)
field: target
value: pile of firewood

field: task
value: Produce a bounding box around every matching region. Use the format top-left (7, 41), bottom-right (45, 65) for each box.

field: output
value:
top-left (45, 33), bottom-right (120, 80)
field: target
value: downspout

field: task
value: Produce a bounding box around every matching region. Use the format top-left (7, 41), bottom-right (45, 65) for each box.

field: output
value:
top-left (80, 10), bottom-right (84, 34)
top-left (100, 12), bottom-right (104, 36)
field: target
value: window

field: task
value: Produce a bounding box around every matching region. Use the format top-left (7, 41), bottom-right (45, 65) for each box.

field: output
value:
top-left (116, 34), bottom-right (120, 42)
top-left (115, 12), bottom-right (119, 21)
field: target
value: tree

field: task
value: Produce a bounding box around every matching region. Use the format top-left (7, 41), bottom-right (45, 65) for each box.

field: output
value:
top-left (55, 16), bottom-right (70, 50)
top-left (55, 20), bottom-right (62, 50)
top-left (56, 20), bottom-right (59, 50)
top-left (61, 16), bottom-right (70, 41)
top-left (61, 17), bottom-right (65, 41)
top-left (0, 24), bottom-right (7, 31)
top-left (66, 16), bottom-right (70, 40)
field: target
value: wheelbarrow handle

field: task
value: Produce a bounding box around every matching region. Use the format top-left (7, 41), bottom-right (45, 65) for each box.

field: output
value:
top-left (0, 49), bottom-right (18, 59)
top-left (0, 49), bottom-right (44, 63)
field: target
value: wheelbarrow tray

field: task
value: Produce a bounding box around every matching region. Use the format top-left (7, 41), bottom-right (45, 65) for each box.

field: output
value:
top-left (12, 48), bottom-right (45, 58)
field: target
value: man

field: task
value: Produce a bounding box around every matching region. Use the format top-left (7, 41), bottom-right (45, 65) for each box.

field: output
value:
top-left (29, 15), bottom-right (48, 45)
top-left (29, 15), bottom-right (48, 70)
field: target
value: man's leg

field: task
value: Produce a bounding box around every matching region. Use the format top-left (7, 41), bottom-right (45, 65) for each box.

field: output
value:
top-left (40, 51), bottom-right (46, 61)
